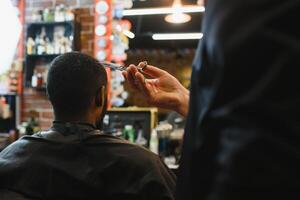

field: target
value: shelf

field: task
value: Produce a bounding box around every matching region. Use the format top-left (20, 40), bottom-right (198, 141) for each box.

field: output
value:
top-left (26, 54), bottom-right (61, 58)
top-left (27, 21), bottom-right (74, 27)
top-left (35, 87), bottom-right (47, 92)
top-left (0, 93), bottom-right (17, 96)
top-left (24, 17), bottom-right (80, 90)
top-left (28, 86), bottom-right (47, 92)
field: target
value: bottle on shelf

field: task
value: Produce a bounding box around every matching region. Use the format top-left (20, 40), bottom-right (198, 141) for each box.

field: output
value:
top-left (122, 125), bottom-right (135, 143)
top-left (55, 4), bottom-right (66, 22)
top-left (31, 70), bottom-right (37, 88)
top-left (25, 117), bottom-right (39, 135)
top-left (156, 121), bottom-right (173, 157)
top-left (37, 72), bottom-right (43, 88)
top-left (0, 97), bottom-right (11, 119)
top-left (31, 5), bottom-right (74, 23)
top-left (42, 68), bottom-right (49, 86)
top-left (43, 8), bottom-right (54, 22)
top-left (60, 37), bottom-right (67, 54)
top-left (35, 34), bottom-right (46, 55)
top-left (34, 36), bottom-right (40, 55)
top-left (150, 129), bottom-right (159, 154)
top-left (40, 38), bottom-right (46, 55)
top-left (45, 37), bottom-right (54, 54)
top-left (65, 10), bottom-right (74, 21)
top-left (135, 129), bottom-right (147, 146)
top-left (26, 37), bottom-right (36, 55)
top-left (32, 10), bottom-right (42, 22)
top-left (54, 38), bottom-right (60, 54)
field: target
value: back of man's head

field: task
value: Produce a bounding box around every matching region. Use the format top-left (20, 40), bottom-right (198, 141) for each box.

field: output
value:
top-left (47, 52), bottom-right (107, 118)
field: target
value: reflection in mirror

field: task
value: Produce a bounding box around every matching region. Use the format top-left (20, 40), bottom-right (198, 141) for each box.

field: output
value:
top-left (0, 0), bottom-right (22, 75)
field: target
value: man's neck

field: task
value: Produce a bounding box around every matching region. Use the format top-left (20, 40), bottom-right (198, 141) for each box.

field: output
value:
top-left (54, 116), bottom-right (96, 127)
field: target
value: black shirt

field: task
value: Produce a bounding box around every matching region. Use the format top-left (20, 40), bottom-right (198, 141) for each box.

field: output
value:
top-left (0, 122), bottom-right (176, 200)
top-left (177, 0), bottom-right (300, 199)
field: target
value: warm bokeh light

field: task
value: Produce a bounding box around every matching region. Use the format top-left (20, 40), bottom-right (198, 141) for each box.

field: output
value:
top-left (165, 0), bottom-right (192, 24)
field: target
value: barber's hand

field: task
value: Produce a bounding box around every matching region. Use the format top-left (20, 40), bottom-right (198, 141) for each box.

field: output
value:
top-left (123, 62), bottom-right (190, 117)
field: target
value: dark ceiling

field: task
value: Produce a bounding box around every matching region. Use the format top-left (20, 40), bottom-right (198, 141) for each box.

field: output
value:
top-left (125, 0), bottom-right (203, 49)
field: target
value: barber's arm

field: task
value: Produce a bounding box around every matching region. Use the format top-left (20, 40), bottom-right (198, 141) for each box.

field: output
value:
top-left (123, 62), bottom-right (190, 117)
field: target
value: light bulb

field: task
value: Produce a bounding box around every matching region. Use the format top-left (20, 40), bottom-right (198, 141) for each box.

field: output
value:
top-left (165, 13), bottom-right (191, 24)
top-left (165, 0), bottom-right (192, 24)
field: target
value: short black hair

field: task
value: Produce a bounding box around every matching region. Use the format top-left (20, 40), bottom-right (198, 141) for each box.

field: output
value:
top-left (47, 52), bottom-right (107, 117)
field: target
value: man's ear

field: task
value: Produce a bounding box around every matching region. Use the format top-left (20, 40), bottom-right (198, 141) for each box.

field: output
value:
top-left (96, 86), bottom-right (105, 107)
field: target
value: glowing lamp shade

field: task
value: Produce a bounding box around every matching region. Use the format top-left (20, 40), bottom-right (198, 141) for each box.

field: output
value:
top-left (165, 13), bottom-right (191, 24)
top-left (165, 0), bottom-right (192, 24)
top-left (0, 0), bottom-right (22, 75)
top-left (152, 33), bottom-right (203, 40)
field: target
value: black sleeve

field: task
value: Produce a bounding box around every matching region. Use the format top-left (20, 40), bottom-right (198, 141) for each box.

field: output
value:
top-left (177, 0), bottom-right (300, 200)
top-left (205, 0), bottom-right (300, 109)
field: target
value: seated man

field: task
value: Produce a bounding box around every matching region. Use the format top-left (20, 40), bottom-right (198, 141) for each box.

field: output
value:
top-left (0, 52), bottom-right (176, 200)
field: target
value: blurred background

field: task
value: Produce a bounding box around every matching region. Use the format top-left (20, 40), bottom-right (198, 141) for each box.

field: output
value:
top-left (0, 0), bottom-right (204, 168)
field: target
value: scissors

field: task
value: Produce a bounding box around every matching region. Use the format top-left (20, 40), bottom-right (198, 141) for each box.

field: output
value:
top-left (100, 61), bottom-right (148, 72)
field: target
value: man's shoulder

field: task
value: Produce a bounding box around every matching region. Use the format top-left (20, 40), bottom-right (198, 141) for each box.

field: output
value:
top-left (1, 131), bottom-right (161, 168)
top-left (90, 134), bottom-right (159, 159)
top-left (83, 134), bottom-right (163, 169)
top-left (19, 132), bottom-right (157, 159)
top-left (0, 134), bottom-right (40, 157)
top-left (0, 132), bottom-right (176, 200)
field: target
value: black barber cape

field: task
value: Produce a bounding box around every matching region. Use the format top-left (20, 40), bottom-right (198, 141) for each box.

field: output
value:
top-left (0, 122), bottom-right (176, 200)
top-left (177, 0), bottom-right (300, 199)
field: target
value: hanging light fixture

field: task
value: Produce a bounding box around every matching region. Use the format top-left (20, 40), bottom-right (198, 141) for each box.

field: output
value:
top-left (152, 33), bottom-right (203, 40)
top-left (165, 0), bottom-right (192, 24)
top-left (123, 6), bottom-right (205, 16)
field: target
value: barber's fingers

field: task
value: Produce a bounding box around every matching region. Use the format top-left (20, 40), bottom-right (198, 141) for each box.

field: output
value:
top-left (137, 62), bottom-right (166, 78)
top-left (125, 65), bottom-right (139, 90)
top-left (122, 71), bottom-right (128, 80)
top-left (134, 71), bottom-right (153, 98)
top-left (127, 64), bottom-right (139, 74)
top-left (122, 71), bottom-right (134, 88)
